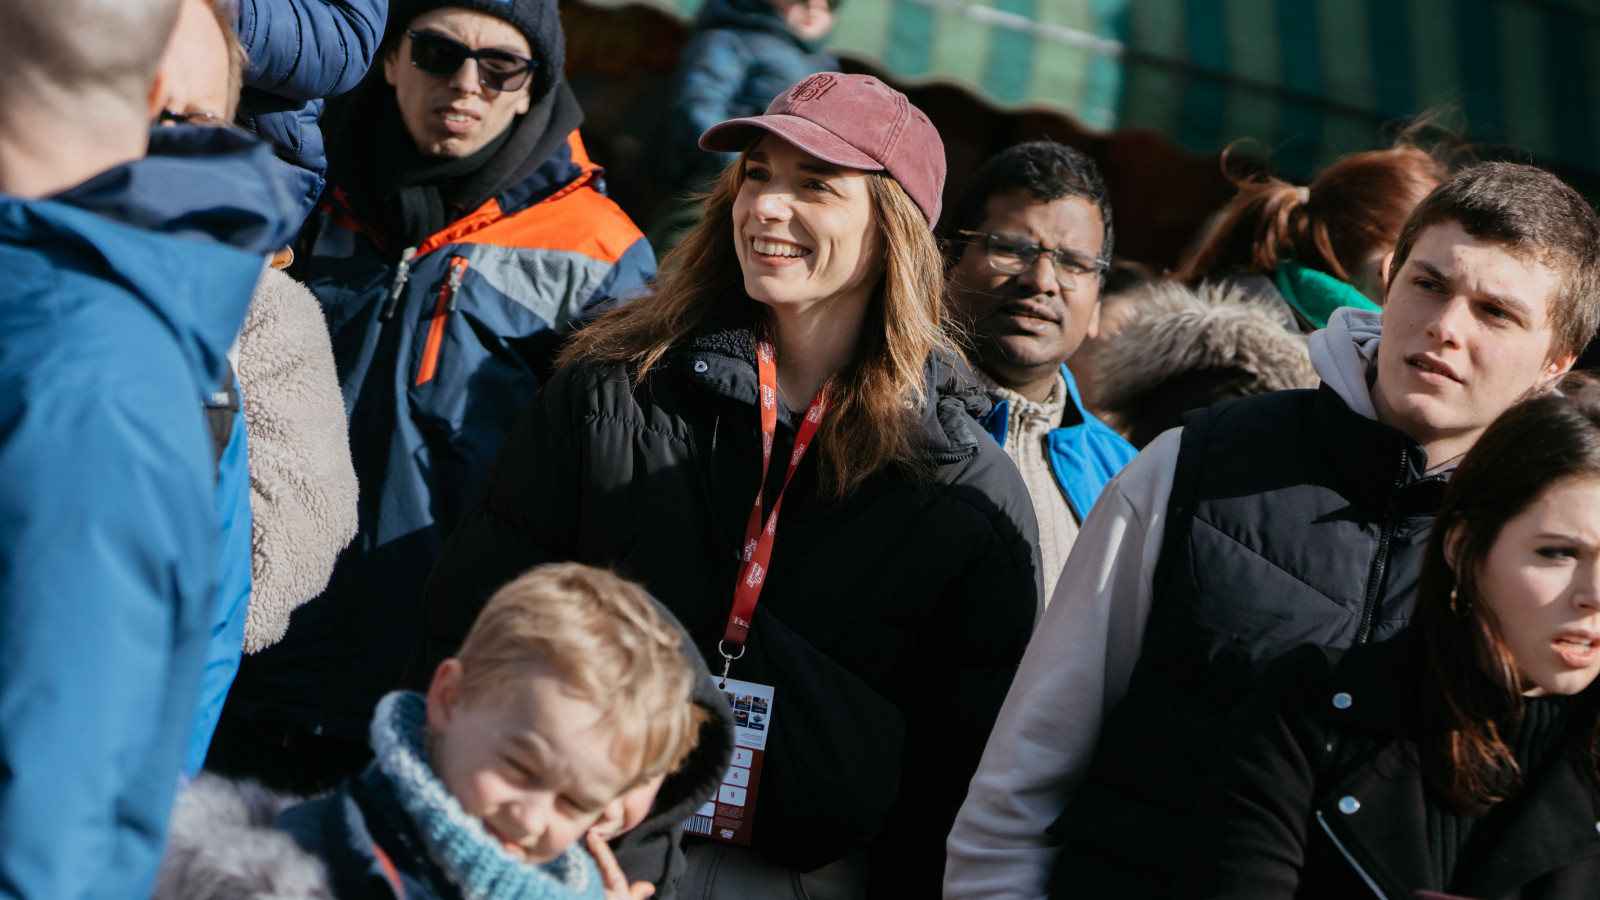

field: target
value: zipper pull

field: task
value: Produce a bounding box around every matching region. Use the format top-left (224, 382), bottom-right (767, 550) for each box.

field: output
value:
top-left (444, 257), bottom-right (467, 312)
top-left (380, 246), bottom-right (419, 321)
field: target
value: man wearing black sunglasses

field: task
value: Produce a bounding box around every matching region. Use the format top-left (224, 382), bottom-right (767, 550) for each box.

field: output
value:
top-left (218, 0), bottom-right (656, 852)
top-left (386, 20), bottom-right (538, 160)
top-left (940, 141), bottom-right (1136, 605)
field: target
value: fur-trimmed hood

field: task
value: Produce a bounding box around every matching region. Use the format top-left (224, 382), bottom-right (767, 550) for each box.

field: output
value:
top-left (1089, 280), bottom-right (1319, 445)
top-left (154, 775), bottom-right (331, 900)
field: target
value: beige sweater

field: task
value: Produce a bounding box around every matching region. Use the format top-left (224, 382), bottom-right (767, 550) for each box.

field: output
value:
top-left (976, 371), bottom-right (1080, 603)
top-left (236, 267), bottom-right (359, 653)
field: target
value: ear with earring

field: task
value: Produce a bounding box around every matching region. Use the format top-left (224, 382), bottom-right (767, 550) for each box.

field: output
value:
top-left (1449, 581), bottom-right (1469, 618)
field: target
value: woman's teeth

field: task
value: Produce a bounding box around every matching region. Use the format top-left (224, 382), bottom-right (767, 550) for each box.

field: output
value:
top-left (443, 113), bottom-right (473, 123)
top-left (752, 239), bottom-right (808, 258)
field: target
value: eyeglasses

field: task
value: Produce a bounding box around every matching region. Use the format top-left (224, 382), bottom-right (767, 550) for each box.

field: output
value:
top-left (954, 229), bottom-right (1107, 289)
top-left (156, 110), bottom-right (226, 127)
top-left (406, 30), bottom-right (536, 93)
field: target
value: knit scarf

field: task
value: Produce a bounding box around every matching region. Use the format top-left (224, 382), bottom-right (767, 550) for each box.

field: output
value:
top-left (362, 691), bottom-right (604, 900)
top-left (1272, 259), bottom-right (1381, 330)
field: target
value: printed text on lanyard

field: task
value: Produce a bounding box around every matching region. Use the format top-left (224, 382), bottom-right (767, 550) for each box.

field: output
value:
top-left (718, 338), bottom-right (832, 687)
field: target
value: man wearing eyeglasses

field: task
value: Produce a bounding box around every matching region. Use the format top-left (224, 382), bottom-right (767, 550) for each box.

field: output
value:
top-left (942, 141), bottom-right (1136, 605)
top-left (218, 0), bottom-right (656, 796)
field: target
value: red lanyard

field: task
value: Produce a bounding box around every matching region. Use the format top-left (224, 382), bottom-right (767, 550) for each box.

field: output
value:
top-left (719, 339), bottom-right (831, 677)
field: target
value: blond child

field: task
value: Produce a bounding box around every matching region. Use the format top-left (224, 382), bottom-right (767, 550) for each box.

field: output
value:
top-left (271, 564), bottom-right (710, 900)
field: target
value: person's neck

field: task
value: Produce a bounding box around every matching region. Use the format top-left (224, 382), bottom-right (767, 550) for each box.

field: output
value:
top-left (983, 360), bottom-right (1060, 405)
top-left (1417, 433), bottom-right (1477, 474)
top-left (770, 297), bottom-right (867, 408)
top-left (1369, 380), bottom-right (1479, 473)
top-left (0, 102), bottom-right (148, 199)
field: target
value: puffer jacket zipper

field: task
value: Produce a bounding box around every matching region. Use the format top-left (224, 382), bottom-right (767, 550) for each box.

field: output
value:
top-left (415, 256), bottom-right (468, 386)
top-left (1315, 810), bottom-right (1388, 899)
top-left (379, 246), bottom-right (419, 321)
top-left (1354, 446), bottom-right (1409, 643)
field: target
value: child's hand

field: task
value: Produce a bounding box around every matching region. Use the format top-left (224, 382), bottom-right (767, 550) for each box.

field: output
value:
top-left (586, 829), bottom-right (656, 900)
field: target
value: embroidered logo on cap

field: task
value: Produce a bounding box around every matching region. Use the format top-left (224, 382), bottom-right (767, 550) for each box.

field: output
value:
top-left (790, 73), bottom-right (838, 102)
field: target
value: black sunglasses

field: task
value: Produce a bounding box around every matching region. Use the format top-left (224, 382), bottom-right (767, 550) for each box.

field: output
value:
top-left (406, 30), bottom-right (536, 93)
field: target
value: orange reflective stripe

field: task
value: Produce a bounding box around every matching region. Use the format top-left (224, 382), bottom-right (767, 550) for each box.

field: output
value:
top-left (370, 841), bottom-right (407, 899)
top-left (415, 256), bottom-right (469, 386)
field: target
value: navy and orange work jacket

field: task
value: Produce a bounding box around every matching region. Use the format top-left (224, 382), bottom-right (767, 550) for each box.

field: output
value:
top-left (236, 133), bottom-right (656, 740)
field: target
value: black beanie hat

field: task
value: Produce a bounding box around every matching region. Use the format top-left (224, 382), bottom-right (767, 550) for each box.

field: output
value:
top-left (387, 0), bottom-right (565, 88)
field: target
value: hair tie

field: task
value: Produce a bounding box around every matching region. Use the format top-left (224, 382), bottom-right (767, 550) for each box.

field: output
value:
top-left (1297, 186), bottom-right (1311, 204)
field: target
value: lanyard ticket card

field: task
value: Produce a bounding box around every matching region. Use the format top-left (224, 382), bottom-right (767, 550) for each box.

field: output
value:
top-left (683, 677), bottom-right (774, 845)
top-left (717, 339), bottom-right (831, 685)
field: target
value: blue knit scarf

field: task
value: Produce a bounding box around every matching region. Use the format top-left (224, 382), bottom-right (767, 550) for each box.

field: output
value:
top-left (363, 691), bottom-right (605, 900)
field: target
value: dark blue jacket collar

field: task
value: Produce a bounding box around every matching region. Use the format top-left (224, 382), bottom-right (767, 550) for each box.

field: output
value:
top-left (1, 125), bottom-right (293, 388)
top-left (52, 125), bottom-right (298, 255)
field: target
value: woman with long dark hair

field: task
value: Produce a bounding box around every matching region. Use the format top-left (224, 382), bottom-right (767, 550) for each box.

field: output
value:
top-left (1175, 375), bottom-right (1600, 899)
top-left (410, 74), bottom-right (1040, 898)
top-left (1178, 141), bottom-right (1448, 331)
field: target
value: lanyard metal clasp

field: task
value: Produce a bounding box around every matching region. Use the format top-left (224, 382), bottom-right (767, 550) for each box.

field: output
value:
top-left (716, 640), bottom-right (746, 690)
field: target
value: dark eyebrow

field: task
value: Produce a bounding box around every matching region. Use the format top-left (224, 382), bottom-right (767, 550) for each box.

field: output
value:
top-left (746, 150), bottom-right (768, 163)
top-left (1412, 258), bottom-right (1534, 320)
top-left (798, 161), bottom-right (842, 176)
top-left (1412, 258), bottom-right (1451, 287)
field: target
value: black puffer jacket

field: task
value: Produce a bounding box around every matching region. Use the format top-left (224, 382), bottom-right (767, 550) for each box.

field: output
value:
top-left (410, 300), bottom-right (1041, 897)
top-left (1176, 632), bottom-right (1600, 900)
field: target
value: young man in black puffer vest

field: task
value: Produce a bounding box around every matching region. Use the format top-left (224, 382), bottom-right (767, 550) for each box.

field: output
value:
top-left (945, 162), bottom-right (1600, 899)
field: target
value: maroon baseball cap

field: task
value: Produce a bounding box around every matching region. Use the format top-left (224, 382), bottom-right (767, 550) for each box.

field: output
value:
top-left (699, 73), bottom-right (947, 227)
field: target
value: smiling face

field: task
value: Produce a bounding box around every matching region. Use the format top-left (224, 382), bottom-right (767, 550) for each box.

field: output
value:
top-left (426, 659), bottom-right (634, 865)
top-left (732, 135), bottom-right (884, 319)
top-left (383, 7), bottom-right (533, 159)
top-left (1372, 221), bottom-right (1574, 466)
top-left (946, 190), bottom-right (1105, 399)
top-left (1460, 478), bottom-right (1600, 696)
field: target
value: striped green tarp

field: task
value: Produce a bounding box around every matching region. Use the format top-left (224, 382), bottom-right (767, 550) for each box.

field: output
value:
top-left (596, 0), bottom-right (1600, 176)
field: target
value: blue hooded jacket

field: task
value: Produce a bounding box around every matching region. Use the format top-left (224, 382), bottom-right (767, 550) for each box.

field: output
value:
top-left (235, 0), bottom-right (388, 223)
top-left (0, 127), bottom-right (294, 900)
top-left (660, 0), bottom-right (836, 182)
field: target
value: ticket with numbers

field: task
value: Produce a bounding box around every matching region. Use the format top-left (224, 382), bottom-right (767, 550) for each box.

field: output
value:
top-left (683, 677), bottom-right (773, 845)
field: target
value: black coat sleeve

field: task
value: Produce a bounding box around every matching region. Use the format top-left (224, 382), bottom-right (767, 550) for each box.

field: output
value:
top-left (868, 482), bottom-right (1042, 898)
top-left (405, 363), bottom-right (590, 688)
top-left (1172, 644), bottom-right (1334, 899)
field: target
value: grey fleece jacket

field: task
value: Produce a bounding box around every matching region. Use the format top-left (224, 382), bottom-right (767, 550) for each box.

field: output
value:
top-left (238, 266), bottom-right (359, 653)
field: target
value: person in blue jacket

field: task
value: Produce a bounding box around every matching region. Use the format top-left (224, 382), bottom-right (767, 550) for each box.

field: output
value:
top-left (0, 0), bottom-right (296, 894)
top-left (659, 0), bottom-right (836, 186)
top-left (211, 0), bottom-right (657, 795)
top-left (649, 0), bottom-right (835, 252)
top-left (943, 140), bottom-right (1137, 604)
top-left (234, 0), bottom-right (388, 222)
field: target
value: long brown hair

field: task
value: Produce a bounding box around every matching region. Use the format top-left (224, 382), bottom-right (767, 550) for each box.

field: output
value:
top-left (1415, 373), bottom-right (1600, 812)
top-left (1178, 141), bottom-right (1447, 287)
top-left (559, 147), bottom-right (955, 499)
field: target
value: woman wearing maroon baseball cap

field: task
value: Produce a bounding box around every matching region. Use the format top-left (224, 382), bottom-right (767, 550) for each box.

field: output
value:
top-left (419, 73), bottom-right (1040, 897)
